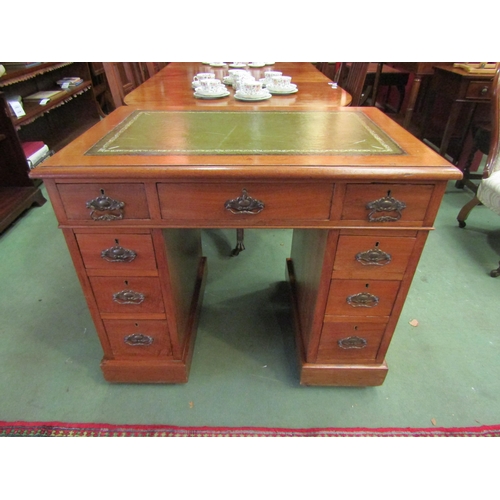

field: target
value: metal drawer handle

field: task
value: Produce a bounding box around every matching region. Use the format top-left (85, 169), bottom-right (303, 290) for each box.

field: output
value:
top-left (124, 333), bottom-right (153, 346)
top-left (101, 245), bottom-right (137, 263)
top-left (481, 86), bottom-right (489, 96)
top-left (356, 247), bottom-right (392, 266)
top-left (347, 292), bottom-right (379, 308)
top-left (86, 189), bottom-right (125, 221)
top-left (338, 336), bottom-right (367, 349)
top-left (113, 289), bottom-right (145, 305)
top-left (366, 190), bottom-right (406, 222)
top-left (224, 188), bottom-right (265, 215)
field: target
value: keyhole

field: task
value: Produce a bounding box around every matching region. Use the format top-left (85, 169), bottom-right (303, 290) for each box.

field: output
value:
top-left (115, 239), bottom-right (119, 245)
top-left (124, 280), bottom-right (129, 286)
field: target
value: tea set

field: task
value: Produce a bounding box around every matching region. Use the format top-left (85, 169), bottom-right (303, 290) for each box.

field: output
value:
top-left (192, 65), bottom-right (297, 101)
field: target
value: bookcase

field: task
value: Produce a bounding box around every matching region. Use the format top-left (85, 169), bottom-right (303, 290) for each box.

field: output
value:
top-left (0, 62), bottom-right (101, 232)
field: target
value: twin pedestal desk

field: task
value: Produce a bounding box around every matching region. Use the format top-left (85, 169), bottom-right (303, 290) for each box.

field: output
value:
top-left (31, 107), bottom-right (461, 386)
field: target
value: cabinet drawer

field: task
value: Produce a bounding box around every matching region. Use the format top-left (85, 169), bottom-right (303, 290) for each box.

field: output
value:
top-left (317, 318), bottom-right (387, 363)
top-left (332, 234), bottom-right (417, 279)
top-left (325, 279), bottom-right (401, 317)
top-left (75, 233), bottom-right (157, 271)
top-left (89, 276), bottom-right (165, 314)
top-left (465, 81), bottom-right (492, 100)
top-left (340, 184), bottom-right (434, 225)
top-left (103, 319), bottom-right (172, 358)
top-left (157, 183), bottom-right (333, 222)
top-left (58, 183), bottom-right (150, 221)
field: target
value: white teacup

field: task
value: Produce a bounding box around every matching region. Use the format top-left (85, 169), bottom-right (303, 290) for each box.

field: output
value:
top-left (193, 72), bottom-right (215, 82)
top-left (197, 78), bottom-right (225, 94)
top-left (239, 79), bottom-right (263, 97)
top-left (232, 73), bottom-right (254, 90)
top-left (264, 70), bottom-right (282, 85)
top-left (270, 75), bottom-right (293, 89)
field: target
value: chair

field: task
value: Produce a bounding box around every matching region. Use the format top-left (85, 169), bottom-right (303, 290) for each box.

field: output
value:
top-left (337, 62), bottom-right (370, 106)
top-left (457, 65), bottom-right (500, 277)
top-left (102, 63), bottom-right (146, 108)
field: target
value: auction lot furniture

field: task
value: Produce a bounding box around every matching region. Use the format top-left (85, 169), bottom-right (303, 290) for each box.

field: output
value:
top-left (31, 106), bottom-right (461, 386)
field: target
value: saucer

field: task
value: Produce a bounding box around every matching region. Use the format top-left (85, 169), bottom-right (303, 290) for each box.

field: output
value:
top-left (248, 62), bottom-right (266, 68)
top-left (209, 62), bottom-right (225, 67)
top-left (229, 63), bottom-right (247, 68)
top-left (266, 85), bottom-right (298, 95)
top-left (194, 90), bottom-right (230, 99)
top-left (234, 90), bottom-right (272, 101)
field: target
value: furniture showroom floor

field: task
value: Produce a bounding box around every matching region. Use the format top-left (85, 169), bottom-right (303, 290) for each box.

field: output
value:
top-left (1, 180), bottom-right (500, 429)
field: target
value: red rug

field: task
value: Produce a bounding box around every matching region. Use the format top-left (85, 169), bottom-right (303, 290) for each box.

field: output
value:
top-left (1, 420), bottom-right (499, 437)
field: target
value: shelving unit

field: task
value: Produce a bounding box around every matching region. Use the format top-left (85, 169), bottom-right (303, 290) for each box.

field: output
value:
top-left (0, 62), bottom-right (101, 232)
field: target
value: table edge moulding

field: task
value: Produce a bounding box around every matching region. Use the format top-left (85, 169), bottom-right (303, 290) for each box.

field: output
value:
top-left (30, 104), bottom-right (461, 387)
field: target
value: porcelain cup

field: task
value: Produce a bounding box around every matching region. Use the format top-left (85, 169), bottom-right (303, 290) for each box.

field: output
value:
top-left (197, 78), bottom-right (226, 95)
top-left (264, 70), bottom-right (282, 85)
top-left (239, 79), bottom-right (264, 97)
top-left (193, 72), bottom-right (215, 82)
top-left (232, 72), bottom-right (254, 90)
top-left (270, 75), bottom-right (293, 89)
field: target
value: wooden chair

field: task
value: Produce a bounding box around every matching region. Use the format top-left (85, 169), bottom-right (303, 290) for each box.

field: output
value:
top-left (457, 65), bottom-right (500, 277)
top-left (337, 63), bottom-right (370, 106)
top-left (102, 63), bottom-right (145, 108)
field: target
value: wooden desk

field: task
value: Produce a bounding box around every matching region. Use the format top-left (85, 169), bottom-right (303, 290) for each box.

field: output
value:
top-left (124, 62), bottom-right (352, 109)
top-left (31, 107), bottom-right (461, 386)
top-left (421, 65), bottom-right (494, 160)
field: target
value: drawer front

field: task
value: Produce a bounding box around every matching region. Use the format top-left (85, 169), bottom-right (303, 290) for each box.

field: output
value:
top-left (325, 279), bottom-right (401, 317)
top-left (340, 184), bottom-right (434, 225)
top-left (332, 234), bottom-right (417, 279)
top-left (89, 276), bottom-right (165, 314)
top-left (157, 183), bottom-right (333, 222)
top-left (317, 319), bottom-right (387, 363)
top-left (103, 319), bottom-right (172, 358)
top-left (76, 233), bottom-right (157, 271)
top-left (465, 81), bottom-right (492, 100)
top-left (58, 183), bottom-right (150, 221)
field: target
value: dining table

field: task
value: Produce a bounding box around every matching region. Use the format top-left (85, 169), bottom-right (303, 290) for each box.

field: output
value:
top-left (123, 62), bottom-right (352, 109)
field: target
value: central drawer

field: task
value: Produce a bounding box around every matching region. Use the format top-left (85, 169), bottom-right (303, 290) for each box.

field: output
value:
top-left (157, 183), bottom-right (333, 222)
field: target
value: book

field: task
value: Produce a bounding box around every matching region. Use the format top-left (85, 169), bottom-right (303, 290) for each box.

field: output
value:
top-left (57, 77), bottom-right (84, 88)
top-left (24, 89), bottom-right (67, 104)
top-left (21, 141), bottom-right (51, 169)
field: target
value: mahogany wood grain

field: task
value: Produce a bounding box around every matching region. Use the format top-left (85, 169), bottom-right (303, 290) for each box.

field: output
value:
top-left (124, 62), bottom-right (352, 109)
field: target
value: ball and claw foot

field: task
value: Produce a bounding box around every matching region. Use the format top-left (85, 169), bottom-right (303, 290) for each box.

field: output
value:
top-left (490, 262), bottom-right (500, 278)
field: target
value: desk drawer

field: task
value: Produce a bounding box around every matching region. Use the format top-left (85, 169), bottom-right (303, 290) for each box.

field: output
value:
top-left (76, 233), bottom-right (157, 272)
top-left (103, 319), bottom-right (172, 359)
top-left (325, 279), bottom-right (401, 317)
top-left (465, 81), bottom-right (492, 100)
top-left (317, 318), bottom-right (387, 363)
top-left (89, 276), bottom-right (165, 314)
top-left (332, 234), bottom-right (417, 279)
top-left (58, 183), bottom-right (150, 221)
top-left (340, 184), bottom-right (434, 225)
top-left (157, 183), bottom-right (333, 222)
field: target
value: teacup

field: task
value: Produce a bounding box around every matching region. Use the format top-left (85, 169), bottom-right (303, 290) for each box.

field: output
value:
top-left (232, 73), bottom-right (254, 90)
top-left (197, 78), bottom-right (225, 95)
top-left (264, 70), bottom-right (282, 85)
top-left (192, 72), bottom-right (216, 87)
top-left (239, 79), bottom-right (263, 97)
top-left (270, 75), bottom-right (293, 89)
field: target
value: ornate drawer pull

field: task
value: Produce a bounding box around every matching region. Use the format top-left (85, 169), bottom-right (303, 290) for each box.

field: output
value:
top-left (347, 292), bottom-right (379, 308)
top-left (338, 336), bottom-right (367, 349)
top-left (366, 191), bottom-right (406, 222)
top-left (224, 189), bottom-right (265, 215)
top-left (124, 333), bottom-right (153, 346)
top-left (86, 189), bottom-right (125, 221)
top-left (113, 289), bottom-right (145, 305)
top-left (101, 245), bottom-right (137, 263)
top-left (356, 247), bottom-right (391, 266)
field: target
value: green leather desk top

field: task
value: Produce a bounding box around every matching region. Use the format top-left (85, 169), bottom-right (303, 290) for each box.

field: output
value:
top-left (86, 110), bottom-right (404, 156)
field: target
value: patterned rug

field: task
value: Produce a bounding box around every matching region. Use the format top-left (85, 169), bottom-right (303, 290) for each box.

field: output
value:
top-left (1, 420), bottom-right (500, 437)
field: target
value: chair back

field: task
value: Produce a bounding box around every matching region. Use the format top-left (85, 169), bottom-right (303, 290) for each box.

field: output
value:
top-left (337, 62), bottom-right (369, 106)
top-left (102, 63), bottom-right (145, 108)
top-left (484, 65), bottom-right (500, 179)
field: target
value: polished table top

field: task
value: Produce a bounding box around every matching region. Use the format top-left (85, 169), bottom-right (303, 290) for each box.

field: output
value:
top-left (124, 62), bottom-right (352, 109)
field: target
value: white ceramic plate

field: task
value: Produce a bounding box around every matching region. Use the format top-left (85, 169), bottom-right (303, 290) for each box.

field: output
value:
top-left (194, 91), bottom-right (230, 99)
top-left (234, 91), bottom-right (272, 101)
